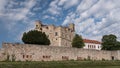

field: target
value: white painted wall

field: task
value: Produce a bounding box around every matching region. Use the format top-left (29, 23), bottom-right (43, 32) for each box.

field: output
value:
top-left (83, 43), bottom-right (101, 50)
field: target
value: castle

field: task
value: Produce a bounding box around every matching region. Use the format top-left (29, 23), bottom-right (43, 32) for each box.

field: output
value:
top-left (0, 21), bottom-right (119, 61)
top-left (35, 21), bottom-right (75, 47)
top-left (35, 21), bottom-right (102, 50)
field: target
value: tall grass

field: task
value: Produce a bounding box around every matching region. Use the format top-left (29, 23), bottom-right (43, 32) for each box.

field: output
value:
top-left (0, 61), bottom-right (120, 68)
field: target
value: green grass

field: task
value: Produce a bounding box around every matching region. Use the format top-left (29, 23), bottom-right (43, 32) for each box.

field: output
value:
top-left (0, 61), bottom-right (120, 68)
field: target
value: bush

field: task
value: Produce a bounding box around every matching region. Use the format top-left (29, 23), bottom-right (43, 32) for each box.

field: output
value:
top-left (72, 34), bottom-right (85, 48)
top-left (22, 30), bottom-right (50, 45)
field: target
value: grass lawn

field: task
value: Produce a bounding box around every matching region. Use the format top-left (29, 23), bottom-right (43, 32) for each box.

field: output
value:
top-left (0, 61), bottom-right (120, 68)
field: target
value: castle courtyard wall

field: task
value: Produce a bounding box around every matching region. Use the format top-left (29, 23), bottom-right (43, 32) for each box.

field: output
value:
top-left (1, 43), bottom-right (120, 61)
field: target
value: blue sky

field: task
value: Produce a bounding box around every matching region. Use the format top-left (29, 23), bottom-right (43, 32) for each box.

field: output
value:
top-left (0, 0), bottom-right (120, 47)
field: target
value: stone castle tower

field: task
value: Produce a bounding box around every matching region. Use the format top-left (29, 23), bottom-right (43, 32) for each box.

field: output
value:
top-left (35, 21), bottom-right (75, 47)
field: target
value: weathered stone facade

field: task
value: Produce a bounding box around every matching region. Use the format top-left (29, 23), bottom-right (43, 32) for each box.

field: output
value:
top-left (35, 21), bottom-right (75, 47)
top-left (0, 43), bottom-right (120, 61)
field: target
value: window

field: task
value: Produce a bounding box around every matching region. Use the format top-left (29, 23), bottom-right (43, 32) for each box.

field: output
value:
top-left (26, 55), bottom-right (29, 58)
top-left (23, 55), bottom-right (25, 58)
top-left (46, 27), bottom-right (48, 29)
top-left (62, 56), bottom-right (69, 60)
top-left (43, 55), bottom-right (51, 59)
top-left (111, 56), bottom-right (114, 60)
top-left (40, 28), bottom-right (42, 30)
top-left (36, 25), bottom-right (38, 27)
top-left (94, 46), bottom-right (96, 48)
top-left (55, 32), bottom-right (58, 36)
top-left (36, 25), bottom-right (39, 29)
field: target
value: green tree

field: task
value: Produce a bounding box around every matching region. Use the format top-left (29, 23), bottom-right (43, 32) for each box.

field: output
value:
top-left (72, 34), bottom-right (85, 48)
top-left (102, 34), bottom-right (120, 50)
top-left (22, 30), bottom-right (50, 45)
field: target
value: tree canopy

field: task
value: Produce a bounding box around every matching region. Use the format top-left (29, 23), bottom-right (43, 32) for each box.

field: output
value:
top-left (22, 30), bottom-right (50, 45)
top-left (102, 34), bottom-right (120, 50)
top-left (72, 34), bottom-right (85, 48)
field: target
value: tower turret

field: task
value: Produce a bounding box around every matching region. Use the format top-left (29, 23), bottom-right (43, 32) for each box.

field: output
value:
top-left (35, 21), bottom-right (42, 31)
top-left (69, 23), bottom-right (75, 32)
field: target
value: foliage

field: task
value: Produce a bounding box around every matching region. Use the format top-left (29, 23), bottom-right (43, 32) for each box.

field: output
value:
top-left (72, 34), bottom-right (85, 48)
top-left (102, 34), bottom-right (120, 50)
top-left (22, 30), bottom-right (50, 45)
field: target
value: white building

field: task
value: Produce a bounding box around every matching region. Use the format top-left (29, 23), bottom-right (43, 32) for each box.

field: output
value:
top-left (83, 39), bottom-right (101, 50)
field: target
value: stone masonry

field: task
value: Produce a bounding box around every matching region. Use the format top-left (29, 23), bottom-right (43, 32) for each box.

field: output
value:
top-left (0, 43), bottom-right (120, 61)
top-left (35, 21), bottom-right (75, 47)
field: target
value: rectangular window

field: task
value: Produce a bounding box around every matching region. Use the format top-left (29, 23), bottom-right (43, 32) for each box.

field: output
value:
top-left (26, 55), bottom-right (29, 58)
top-left (23, 55), bottom-right (25, 58)
top-left (43, 55), bottom-right (51, 59)
top-left (62, 56), bottom-right (69, 60)
top-left (46, 27), bottom-right (48, 29)
top-left (55, 32), bottom-right (58, 36)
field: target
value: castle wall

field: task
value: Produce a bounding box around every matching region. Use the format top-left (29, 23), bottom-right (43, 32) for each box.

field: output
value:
top-left (1, 43), bottom-right (120, 61)
top-left (0, 48), bottom-right (7, 61)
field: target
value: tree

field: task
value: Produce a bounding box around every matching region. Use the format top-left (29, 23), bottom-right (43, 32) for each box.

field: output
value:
top-left (72, 34), bottom-right (85, 48)
top-left (102, 34), bottom-right (120, 50)
top-left (22, 30), bottom-right (50, 45)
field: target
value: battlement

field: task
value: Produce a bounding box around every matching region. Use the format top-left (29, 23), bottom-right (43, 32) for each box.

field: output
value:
top-left (35, 21), bottom-right (75, 32)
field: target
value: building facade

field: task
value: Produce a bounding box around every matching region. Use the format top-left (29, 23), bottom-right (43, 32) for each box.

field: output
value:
top-left (83, 39), bottom-right (101, 50)
top-left (35, 21), bottom-right (75, 47)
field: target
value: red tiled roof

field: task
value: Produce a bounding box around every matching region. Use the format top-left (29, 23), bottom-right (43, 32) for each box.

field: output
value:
top-left (83, 39), bottom-right (101, 44)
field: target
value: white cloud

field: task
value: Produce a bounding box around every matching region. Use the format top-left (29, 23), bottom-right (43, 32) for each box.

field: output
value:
top-left (0, 0), bottom-right (36, 30)
top-left (47, 0), bottom-right (61, 15)
top-left (0, 0), bottom-right (37, 42)
top-left (62, 0), bottom-right (120, 41)
top-left (43, 15), bottom-right (57, 21)
top-left (0, 0), bottom-right (7, 11)
top-left (58, 0), bottom-right (79, 9)
top-left (63, 0), bottom-right (79, 9)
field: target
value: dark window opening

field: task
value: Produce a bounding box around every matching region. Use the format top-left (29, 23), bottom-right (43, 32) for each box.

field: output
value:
top-left (40, 28), bottom-right (42, 30)
top-left (46, 27), bottom-right (48, 29)
top-left (23, 55), bottom-right (25, 58)
top-left (26, 55), bottom-right (29, 58)
top-left (55, 32), bottom-right (58, 36)
top-left (111, 56), bottom-right (114, 60)
top-left (36, 25), bottom-right (38, 27)
top-left (62, 56), bottom-right (69, 60)
top-left (43, 55), bottom-right (51, 59)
